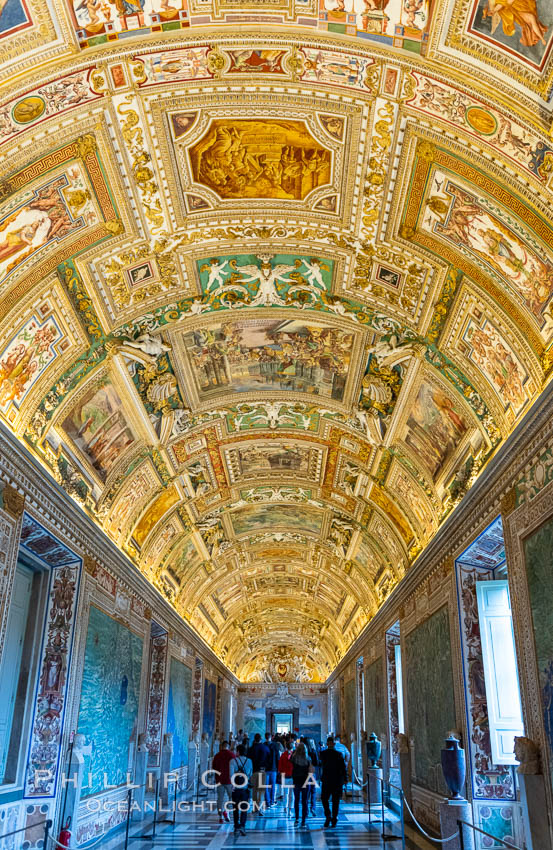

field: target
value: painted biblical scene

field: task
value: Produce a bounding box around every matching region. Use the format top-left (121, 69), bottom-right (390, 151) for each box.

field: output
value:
top-left (468, 0), bottom-right (553, 69)
top-left (167, 658), bottom-right (192, 770)
top-left (461, 318), bottom-right (529, 414)
top-left (197, 253), bottom-right (334, 306)
top-left (422, 172), bottom-right (553, 323)
top-left (77, 605), bottom-right (143, 797)
top-left (60, 377), bottom-right (136, 482)
top-left (404, 606), bottom-right (456, 795)
top-left (0, 315), bottom-right (63, 415)
top-left (523, 517), bottom-right (553, 795)
top-left (165, 536), bottom-right (202, 585)
top-left (0, 169), bottom-right (96, 287)
top-left (403, 380), bottom-right (469, 479)
top-left (181, 318), bottom-right (353, 402)
top-left (231, 444), bottom-right (313, 478)
top-left (189, 120), bottom-right (332, 200)
top-left (230, 503), bottom-right (323, 537)
top-left (202, 678), bottom-right (216, 737)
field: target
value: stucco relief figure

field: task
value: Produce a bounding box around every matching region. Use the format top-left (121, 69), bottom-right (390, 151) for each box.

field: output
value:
top-left (514, 736), bottom-right (540, 774)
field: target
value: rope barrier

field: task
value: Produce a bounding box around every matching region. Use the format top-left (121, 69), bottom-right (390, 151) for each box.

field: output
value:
top-left (49, 832), bottom-right (106, 850)
top-left (402, 796), bottom-right (458, 844)
top-left (352, 770), bottom-right (368, 788)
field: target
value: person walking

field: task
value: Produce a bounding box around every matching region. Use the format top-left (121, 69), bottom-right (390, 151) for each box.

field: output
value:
top-left (212, 740), bottom-right (236, 823)
top-left (305, 738), bottom-right (319, 815)
top-left (334, 734), bottom-right (351, 769)
top-left (291, 742), bottom-right (313, 828)
top-left (229, 744), bottom-right (253, 836)
top-left (278, 740), bottom-right (294, 817)
top-left (320, 736), bottom-right (347, 828)
top-left (264, 733), bottom-right (283, 808)
top-left (247, 733), bottom-right (270, 816)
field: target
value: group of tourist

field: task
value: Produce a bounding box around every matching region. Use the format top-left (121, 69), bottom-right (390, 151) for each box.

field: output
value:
top-left (211, 731), bottom-right (350, 836)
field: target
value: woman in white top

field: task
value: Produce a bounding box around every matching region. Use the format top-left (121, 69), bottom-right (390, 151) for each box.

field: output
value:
top-left (229, 744), bottom-right (253, 836)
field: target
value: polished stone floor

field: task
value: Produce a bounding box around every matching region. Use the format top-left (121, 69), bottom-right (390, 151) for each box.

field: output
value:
top-left (113, 797), bottom-right (435, 850)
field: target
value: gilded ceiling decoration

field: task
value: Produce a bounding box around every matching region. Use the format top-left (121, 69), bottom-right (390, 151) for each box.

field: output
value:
top-left (1, 0), bottom-right (552, 682)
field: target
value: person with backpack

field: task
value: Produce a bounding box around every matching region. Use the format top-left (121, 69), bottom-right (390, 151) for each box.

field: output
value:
top-left (290, 742), bottom-right (314, 828)
top-left (277, 740), bottom-right (294, 817)
top-left (229, 744), bottom-right (253, 836)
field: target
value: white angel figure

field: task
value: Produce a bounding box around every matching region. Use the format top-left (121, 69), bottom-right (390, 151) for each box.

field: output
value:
top-left (300, 258), bottom-right (328, 290)
top-left (201, 259), bottom-right (229, 292)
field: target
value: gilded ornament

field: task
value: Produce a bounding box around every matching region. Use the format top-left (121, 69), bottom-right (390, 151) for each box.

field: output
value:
top-left (1, 484), bottom-right (25, 519)
top-left (12, 96), bottom-right (45, 124)
top-left (76, 133), bottom-right (97, 158)
top-left (500, 487), bottom-right (517, 518)
top-left (104, 219), bottom-right (125, 235)
top-left (416, 140), bottom-right (435, 161)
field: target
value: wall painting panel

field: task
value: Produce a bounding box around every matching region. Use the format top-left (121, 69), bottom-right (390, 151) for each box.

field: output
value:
top-left (404, 605), bottom-right (456, 795)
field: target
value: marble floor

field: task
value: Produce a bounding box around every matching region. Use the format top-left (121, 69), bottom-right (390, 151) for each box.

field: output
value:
top-left (111, 797), bottom-right (436, 850)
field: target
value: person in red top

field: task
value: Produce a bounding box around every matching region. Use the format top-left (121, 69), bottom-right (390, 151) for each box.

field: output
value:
top-left (278, 741), bottom-right (295, 818)
top-left (212, 740), bottom-right (236, 822)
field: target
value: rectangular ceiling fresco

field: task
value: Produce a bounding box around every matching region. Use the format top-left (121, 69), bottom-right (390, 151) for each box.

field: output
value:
top-left (230, 503), bottom-right (323, 536)
top-left (180, 318), bottom-right (354, 403)
top-left (60, 376), bottom-right (136, 482)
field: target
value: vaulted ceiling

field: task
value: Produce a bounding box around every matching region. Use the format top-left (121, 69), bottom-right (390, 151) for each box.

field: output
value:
top-left (1, 0), bottom-right (552, 681)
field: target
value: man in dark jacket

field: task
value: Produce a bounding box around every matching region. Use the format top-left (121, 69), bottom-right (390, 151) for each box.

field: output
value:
top-left (264, 733), bottom-right (283, 807)
top-left (247, 733), bottom-right (271, 815)
top-left (319, 736), bottom-right (347, 827)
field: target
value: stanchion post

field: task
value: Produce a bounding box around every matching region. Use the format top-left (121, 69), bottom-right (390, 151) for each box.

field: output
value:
top-left (124, 789), bottom-right (132, 850)
top-left (381, 779), bottom-right (386, 838)
top-left (43, 819), bottom-right (52, 850)
top-left (152, 778), bottom-right (159, 839)
top-left (399, 789), bottom-right (406, 850)
top-left (367, 771), bottom-right (371, 824)
top-left (458, 819), bottom-right (465, 850)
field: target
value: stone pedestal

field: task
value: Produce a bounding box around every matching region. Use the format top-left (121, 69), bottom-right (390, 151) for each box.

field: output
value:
top-left (134, 737), bottom-right (149, 819)
top-left (399, 751), bottom-right (413, 825)
top-left (367, 767), bottom-right (383, 808)
top-left (439, 798), bottom-right (474, 850)
top-left (160, 734), bottom-right (173, 807)
top-left (518, 773), bottom-right (552, 850)
top-left (199, 739), bottom-right (210, 795)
